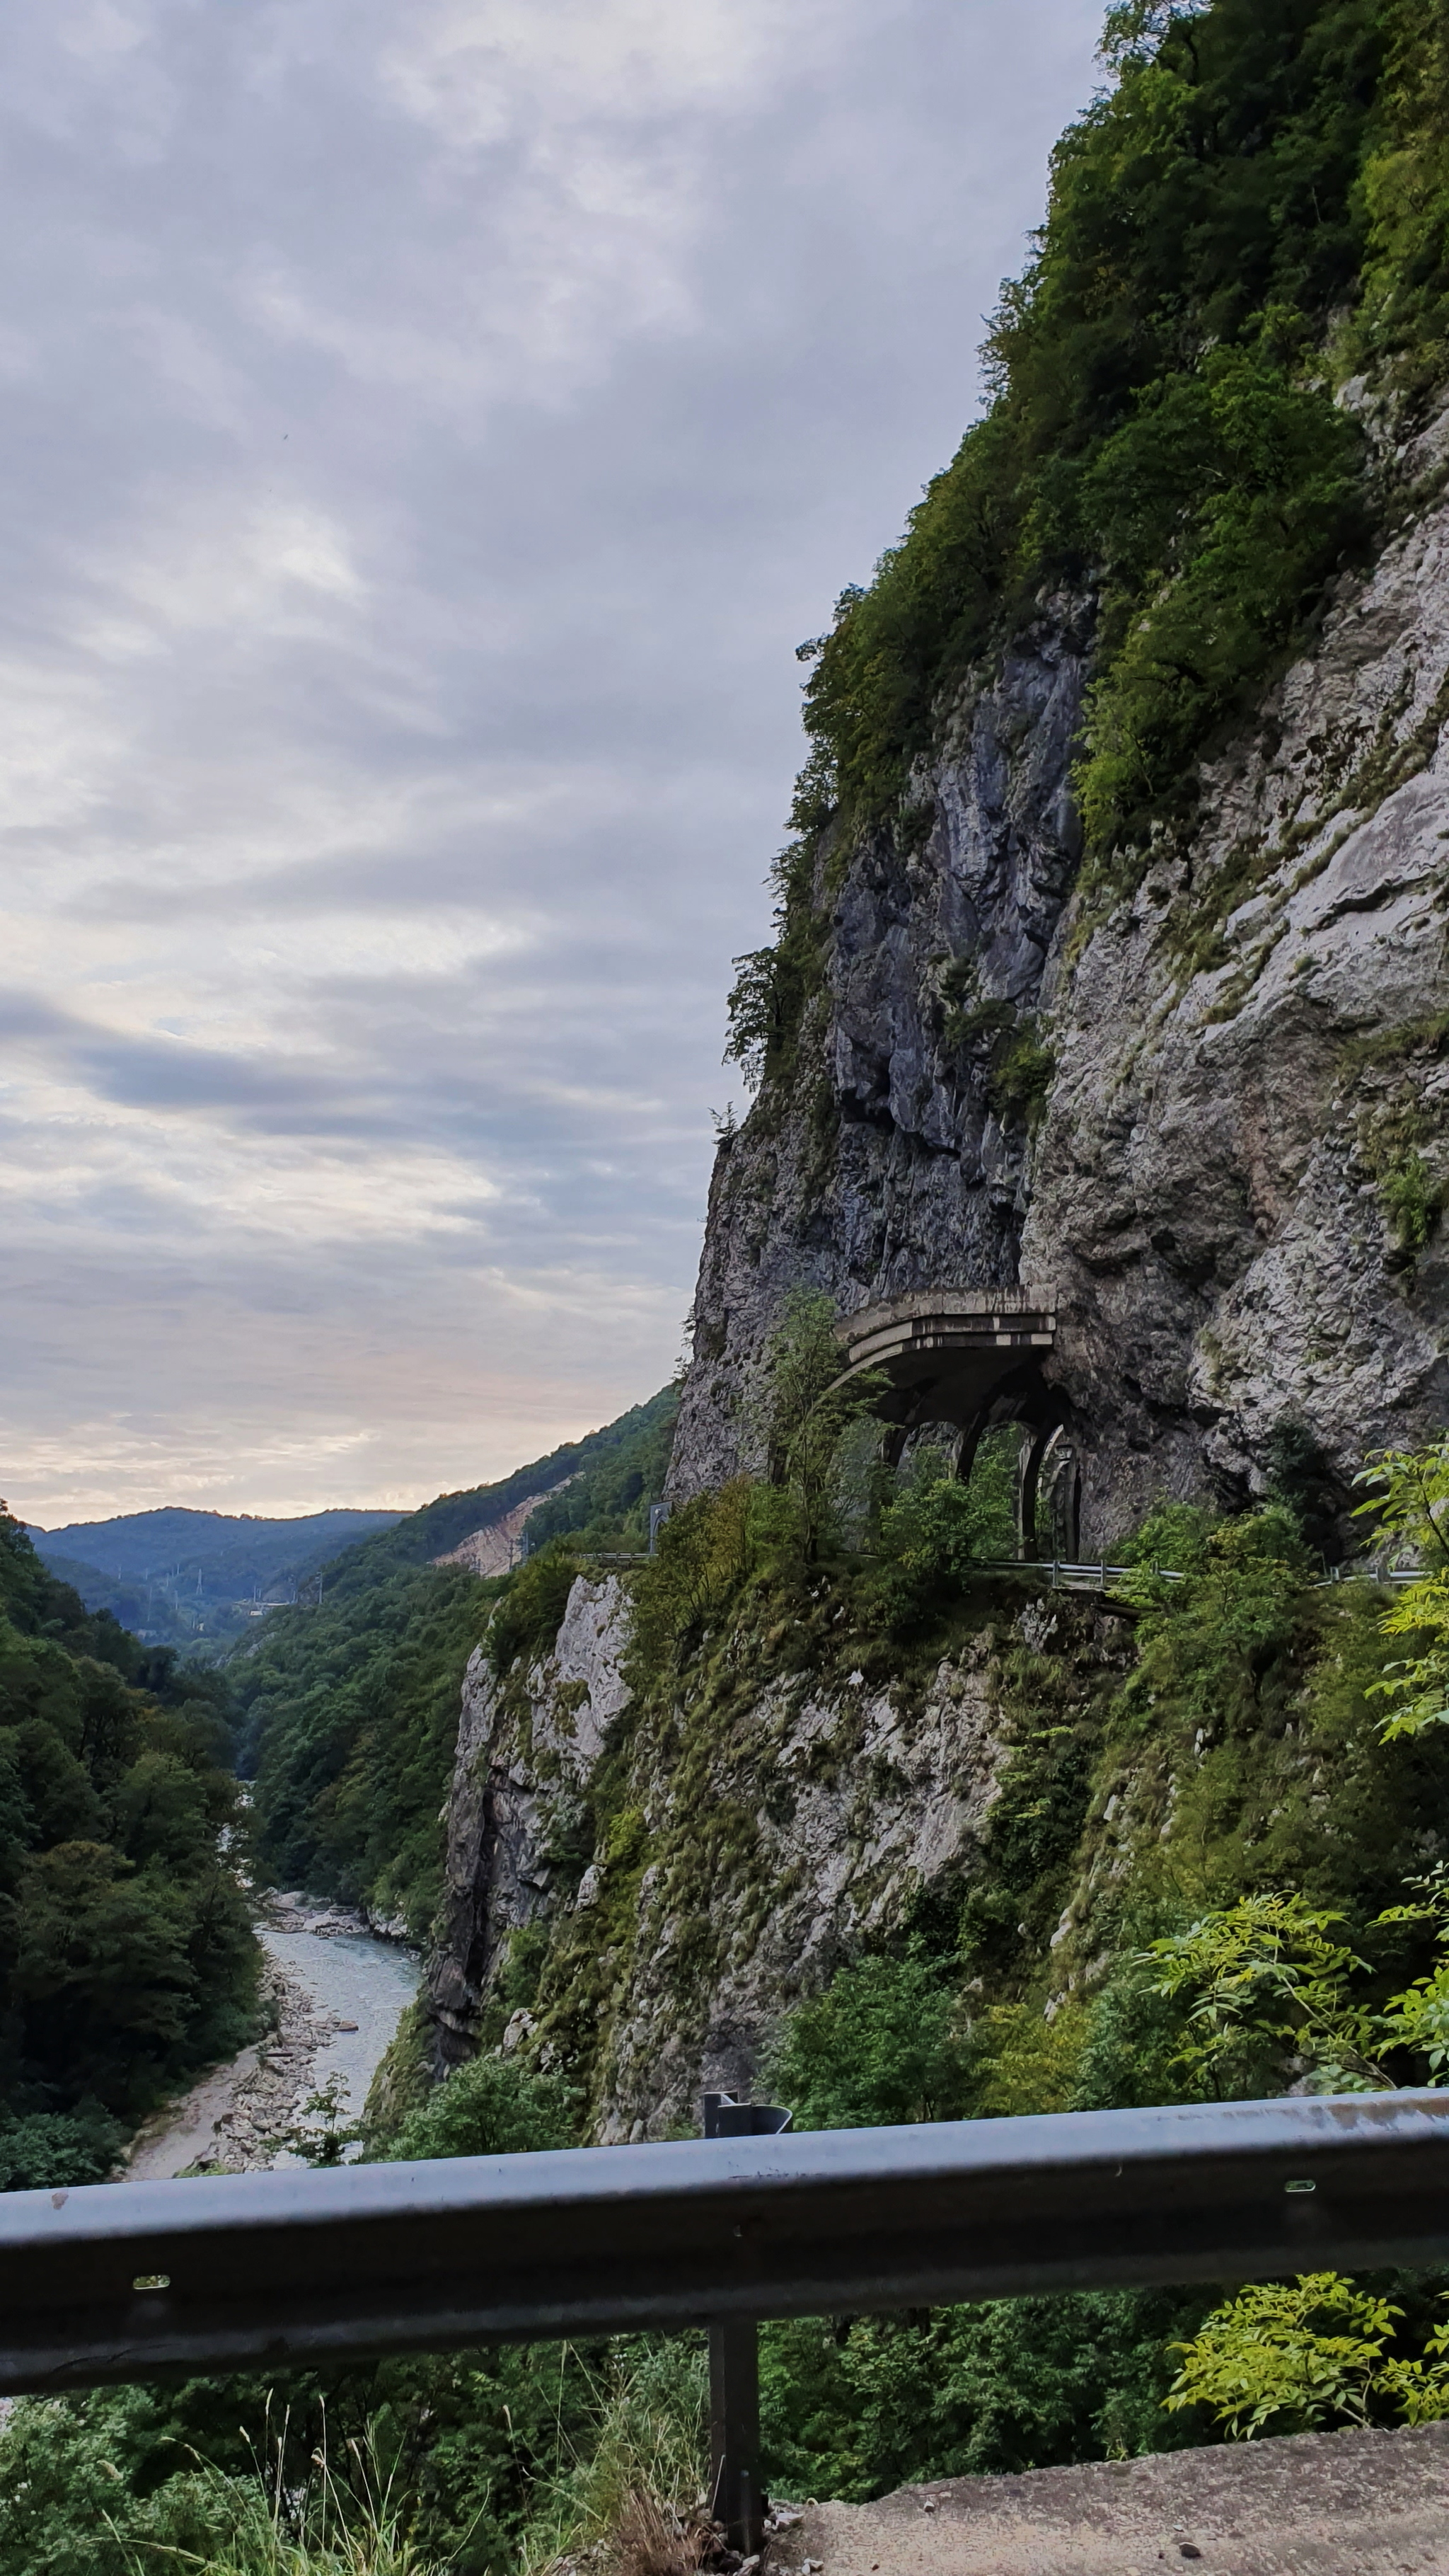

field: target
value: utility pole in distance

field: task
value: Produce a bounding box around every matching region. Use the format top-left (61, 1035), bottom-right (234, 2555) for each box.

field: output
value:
top-left (700, 2091), bottom-right (791, 2560)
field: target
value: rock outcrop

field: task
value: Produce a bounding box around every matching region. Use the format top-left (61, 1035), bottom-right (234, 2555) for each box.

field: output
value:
top-left (670, 409), bottom-right (1449, 1551)
top-left (421, 1575), bottom-right (1104, 2135)
top-left (427, 1575), bottom-right (632, 2071)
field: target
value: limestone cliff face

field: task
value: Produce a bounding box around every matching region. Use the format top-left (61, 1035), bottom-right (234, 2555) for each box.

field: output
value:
top-left (671, 410), bottom-right (1449, 1548)
top-left (422, 1575), bottom-right (1092, 2137)
top-left (426, 1576), bottom-right (632, 2069)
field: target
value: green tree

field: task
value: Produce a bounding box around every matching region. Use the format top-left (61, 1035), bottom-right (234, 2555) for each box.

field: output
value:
top-left (749, 1289), bottom-right (885, 1561)
top-left (769, 1950), bottom-right (976, 2129)
top-left (874, 1430), bottom-right (1019, 1631)
top-left (0, 1509), bottom-right (258, 2139)
top-left (376, 2053), bottom-right (575, 2163)
top-left (13, 1842), bottom-right (200, 2107)
top-left (1354, 1436), bottom-right (1449, 1740)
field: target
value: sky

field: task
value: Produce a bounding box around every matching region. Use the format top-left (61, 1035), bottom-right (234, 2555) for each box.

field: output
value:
top-left (1, 0), bottom-right (1104, 1528)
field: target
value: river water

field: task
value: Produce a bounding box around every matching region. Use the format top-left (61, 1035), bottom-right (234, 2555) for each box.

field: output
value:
top-left (264, 1919), bottom-right (420, 2144)
top-left (127, 1902), bottom-right (420, 2180)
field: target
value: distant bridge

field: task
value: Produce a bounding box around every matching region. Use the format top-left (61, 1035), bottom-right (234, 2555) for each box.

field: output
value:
top-left (832, 1287), bottom-right (1069, 1551)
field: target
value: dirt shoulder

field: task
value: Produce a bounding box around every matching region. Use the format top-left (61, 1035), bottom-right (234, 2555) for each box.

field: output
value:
top-left (770, 2422), bottom-right (1449, 2576)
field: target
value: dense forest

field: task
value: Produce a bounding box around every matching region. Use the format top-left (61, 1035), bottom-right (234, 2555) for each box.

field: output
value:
top-left (236, 1388), bottom-right (676, 1933)
top-left (0, 1510), bottom-right (257, 2189)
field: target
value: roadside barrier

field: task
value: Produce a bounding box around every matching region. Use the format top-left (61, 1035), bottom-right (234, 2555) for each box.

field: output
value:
top-left (4, 2091), bottom-right (1449, 2551)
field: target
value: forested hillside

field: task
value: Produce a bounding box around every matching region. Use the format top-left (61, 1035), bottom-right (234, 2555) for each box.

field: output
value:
top-left (30, 1505), bottom-right (405, 1648)
top-left (0, 1510), bottom-right (256, 2188)
top-left (237, 1388), bottom-right (676, 1933)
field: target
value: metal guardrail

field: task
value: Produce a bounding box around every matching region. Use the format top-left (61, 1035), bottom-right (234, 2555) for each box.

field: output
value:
top-left (6, 2092), bottom-right (1449, 2548)
top-left (4, 2093), bottom-right (1449, 2390)
top-left (565, 1553), bottom-right (1421, 1596)
top-left (974, 1558), bottom-right (1421, 1593)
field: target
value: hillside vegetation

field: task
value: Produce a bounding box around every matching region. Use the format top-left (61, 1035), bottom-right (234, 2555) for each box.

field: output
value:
top-left (0, 1510), bottom-right (256, 2186)
top-left (8, 1426), bottom-right (1449, 2571)
top-left (237, 1390), bottom-right (676, 1933)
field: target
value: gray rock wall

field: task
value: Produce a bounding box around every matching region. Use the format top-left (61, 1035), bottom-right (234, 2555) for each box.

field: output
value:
top-left (423, 1575), bottom-right (1048, 2137)
top-left (670, 420), bottom-right (1449, 1549)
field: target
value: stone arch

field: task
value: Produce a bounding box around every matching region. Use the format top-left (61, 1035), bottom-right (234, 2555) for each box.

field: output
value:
top-left (832, 1289), bottom-right (1063, 1555)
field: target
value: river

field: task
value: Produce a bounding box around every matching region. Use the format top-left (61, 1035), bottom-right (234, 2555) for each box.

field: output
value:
top-left (127, 1897), bottom-right (420, 2180)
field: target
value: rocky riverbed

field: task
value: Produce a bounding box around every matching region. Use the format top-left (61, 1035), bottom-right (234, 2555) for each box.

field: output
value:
top-left (125, 1894), bottom-right (420, 2179)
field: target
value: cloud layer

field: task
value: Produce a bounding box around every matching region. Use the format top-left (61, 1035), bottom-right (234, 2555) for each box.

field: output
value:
top-left (0, 0), bottom-right (1102, 1523)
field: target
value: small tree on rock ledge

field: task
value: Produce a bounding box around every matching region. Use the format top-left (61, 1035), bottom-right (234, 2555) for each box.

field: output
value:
top-left (748, 1289), bottom-right (886, 1563)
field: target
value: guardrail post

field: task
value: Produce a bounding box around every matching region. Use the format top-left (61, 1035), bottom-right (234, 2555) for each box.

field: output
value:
top-left (708, 2316), bottom-right (761, 2560)
top-left (701, 2092), bottom-right (790, 2558)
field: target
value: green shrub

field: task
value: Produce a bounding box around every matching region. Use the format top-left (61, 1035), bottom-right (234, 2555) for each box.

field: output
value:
top-left (485, 1548), bottom-right (581, 1682)
top-left (769, 1950), bottom-right (976, 2130)
top-left (761, 2289), bottom-right (1211, 2496)
top-left (1166, 2272), bottom-right (1449, 2437)
top-left (0, 2103), bottom-right (125, 2191)
top-left (377, 2054), bottom-right (576, 2163)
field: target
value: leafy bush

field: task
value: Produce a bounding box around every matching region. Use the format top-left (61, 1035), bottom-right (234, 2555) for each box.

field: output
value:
top-left (769, 1950), bottom-right (976, 2130)
top-left (1353, 1434), bottom-right (1449, 1739)
top-left (377, 2054), bottom-right (575, 2163)
top-left (0, 2103), bottom-right (124, 2190)
top-left (1167, 2272), bottom-right (1449, 2437)
top-left (761, 2288), bottom-right (1211, 2496)
top-left (624, 1481), bottom-right (757, 1682)
top-left (485, 1547), bottom-right (582, 1683)
top-left (1143, 1892), bottom-right (1387, 2095)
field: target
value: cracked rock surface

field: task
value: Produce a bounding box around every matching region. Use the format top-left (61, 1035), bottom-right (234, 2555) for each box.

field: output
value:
top-left (671, 417), bottom-right (1449, 1551)
top-left (422, 1577), bottom-right (1125, 2138)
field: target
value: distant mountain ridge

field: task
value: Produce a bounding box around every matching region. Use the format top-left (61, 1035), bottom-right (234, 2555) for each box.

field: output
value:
top-left (28, 1505), bottom-right (405, 1645)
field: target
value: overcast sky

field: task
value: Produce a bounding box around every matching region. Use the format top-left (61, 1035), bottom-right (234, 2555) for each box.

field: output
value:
top-left (1, 0), bottom-right (1102, 1527)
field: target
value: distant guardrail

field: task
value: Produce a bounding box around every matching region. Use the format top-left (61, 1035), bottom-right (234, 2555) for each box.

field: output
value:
top-left (571, 1553), bottom-right (1423, 1591)
top-left (971, 1558), bottom-right (1422, 1593)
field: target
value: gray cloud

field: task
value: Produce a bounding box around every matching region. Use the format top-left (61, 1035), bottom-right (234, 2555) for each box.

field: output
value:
top-left (0, 0), bottom-right (1103, 1522)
